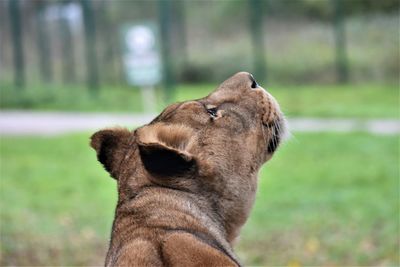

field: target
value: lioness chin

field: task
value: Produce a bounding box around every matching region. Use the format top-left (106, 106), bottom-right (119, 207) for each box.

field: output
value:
top-left (91, 72), bottom-right (287, 266)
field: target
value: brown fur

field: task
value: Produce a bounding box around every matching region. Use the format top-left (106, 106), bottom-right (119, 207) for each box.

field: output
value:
top-left (90, 72), bottom-right (287, 266)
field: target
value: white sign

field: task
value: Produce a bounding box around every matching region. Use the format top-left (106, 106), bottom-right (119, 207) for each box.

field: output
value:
top-left (121, 24), bottom-right (162, 87)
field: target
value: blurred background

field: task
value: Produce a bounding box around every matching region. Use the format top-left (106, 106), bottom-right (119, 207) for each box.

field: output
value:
top-left (0, 0), bottom-right (399, 266)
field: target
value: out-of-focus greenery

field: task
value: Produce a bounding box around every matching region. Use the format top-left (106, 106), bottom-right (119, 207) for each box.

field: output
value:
top-left (111, 0), bottom-right (400, 22)
top-left (1, 4), bottom-right (398, 86)
top-left (183, 13), bottom-right (399, 84)
top-left (213, 0), bottom-right (400, 20)
top-left (0, 82), bottom-right (146, 113)
top-left (0, 134), bottom-right (114, 265)
top-left (238, 133), bottom-right (399, 266)
top-left (0, 132), bottom-right (398, 266)
top-left (108, 2), bottom-right (399, 84)
top-left (1, 82), bottom-right (398, 118)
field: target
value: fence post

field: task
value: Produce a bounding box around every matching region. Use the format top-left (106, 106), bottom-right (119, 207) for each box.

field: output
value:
top-left (35, 1), bottom-right (53, 83)
top-left (248, 0), bottom-right (267, 82)
top-left (173, 0), bottom-right (188, 71)
top-left (97, 0), bottom-right (115, 84)
top-left (81, 0), bottom-right (99, 93)
top-left (9, 0), bottom-right (25, 89)
top-left (59, 2), bottom-right (76, 84)
top-left (158, 0), bottom-right (174, 103)
top-left (332, 0), bottom-right (349, 83)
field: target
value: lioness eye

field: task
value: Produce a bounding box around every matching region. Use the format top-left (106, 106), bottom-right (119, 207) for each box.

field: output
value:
top-left (207, 107), bottom-right (218, 118)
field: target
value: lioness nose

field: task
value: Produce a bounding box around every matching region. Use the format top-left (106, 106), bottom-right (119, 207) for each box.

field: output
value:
top-left (237, 72), bottom-right (262, 90)
top-left (230, 71), bottom-right (261, 89)
top-left (249, 74), bottom-right (259, 89)
top-left (215, 71), bottom-right (264, 94)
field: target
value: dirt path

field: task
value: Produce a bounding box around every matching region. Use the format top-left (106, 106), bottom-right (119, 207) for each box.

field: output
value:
top-left (0, 111), bottom-right (399, 136)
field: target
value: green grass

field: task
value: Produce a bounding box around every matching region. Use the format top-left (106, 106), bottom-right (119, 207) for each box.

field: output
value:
top-left (0, 132), bottom-right (398, 266)
top-left (0, 134), bottom-right (115, 265)
top-left (238, 133), bottom-right (399, 266)
top-left (1, 82), bottom-right (398, 118)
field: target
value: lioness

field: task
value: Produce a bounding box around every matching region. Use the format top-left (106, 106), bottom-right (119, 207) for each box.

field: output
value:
top-left (90, 72), bottom-right (286, 266)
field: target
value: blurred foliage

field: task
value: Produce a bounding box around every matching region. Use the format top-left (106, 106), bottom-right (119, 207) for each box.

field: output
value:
top-left (264, 0), bottom-right (400, 20)
top-left (0, 0), bottom-right (398, 86)
top-left (107, 0), bottom-right (400, 23)
top-left (182, 13), bottom-right (399, 83)
top-left (0, 82), bottom-right (146, 113)
top-left (0, 132), bottom-right (398, 265)
top-left (1, 82), bottom-right (398, 118)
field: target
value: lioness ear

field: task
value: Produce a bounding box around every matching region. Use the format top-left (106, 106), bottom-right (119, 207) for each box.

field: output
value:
top-left (90, 128), bottom-right (131, 179)
top-left (136, 124), bottom-right (197, 176)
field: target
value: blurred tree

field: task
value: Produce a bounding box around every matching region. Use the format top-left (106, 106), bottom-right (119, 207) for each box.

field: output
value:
top-left (59, 1), bottom-right (76, 84)
top-left (342, 0), bottom-right (400, 15)
top-left (332, 0), bottom-right (349, 83)
top-left (248, 0), bottom-right (267, 81)
top-left (171, 0), bottom-right (188, 73)
top-left (9, 0), bottom-right (25, 89)
top-left (35, 0), bottom-right (53, 83)
top-left (81, 0), bottom-right (99, 92)
top-left (0, 2), bottom-right (6, 79)
top-left (158, 0), bottom-right (174, 102)
top-left (265, 0), bottom-right (399, 20)
top-left (96, 0), bottom-right (116, 84)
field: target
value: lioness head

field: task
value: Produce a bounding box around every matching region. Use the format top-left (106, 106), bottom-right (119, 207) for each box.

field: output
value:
top-left (91, 72), bottom-right (286, 243)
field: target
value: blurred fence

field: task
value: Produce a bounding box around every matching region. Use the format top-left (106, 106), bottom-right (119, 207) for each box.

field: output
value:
top-left (0, 0), bottom-right (398, 91)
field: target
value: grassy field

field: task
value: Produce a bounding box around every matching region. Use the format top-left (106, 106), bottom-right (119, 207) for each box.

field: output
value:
top-left (1, 132), bottom-right (398, 266)
top-left (1, 82), bottom-right (398, 118)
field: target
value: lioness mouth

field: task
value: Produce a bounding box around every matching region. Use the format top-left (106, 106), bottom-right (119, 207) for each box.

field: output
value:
top-left (264, 118), bottom-right (286, 154)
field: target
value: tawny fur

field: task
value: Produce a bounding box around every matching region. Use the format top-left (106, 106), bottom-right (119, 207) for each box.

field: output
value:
top-left (90, 72), bottom-right (286, 267)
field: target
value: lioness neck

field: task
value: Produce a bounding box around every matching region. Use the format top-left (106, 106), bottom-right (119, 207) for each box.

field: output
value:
top-left (106, 186), bottom-right (239, 264)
